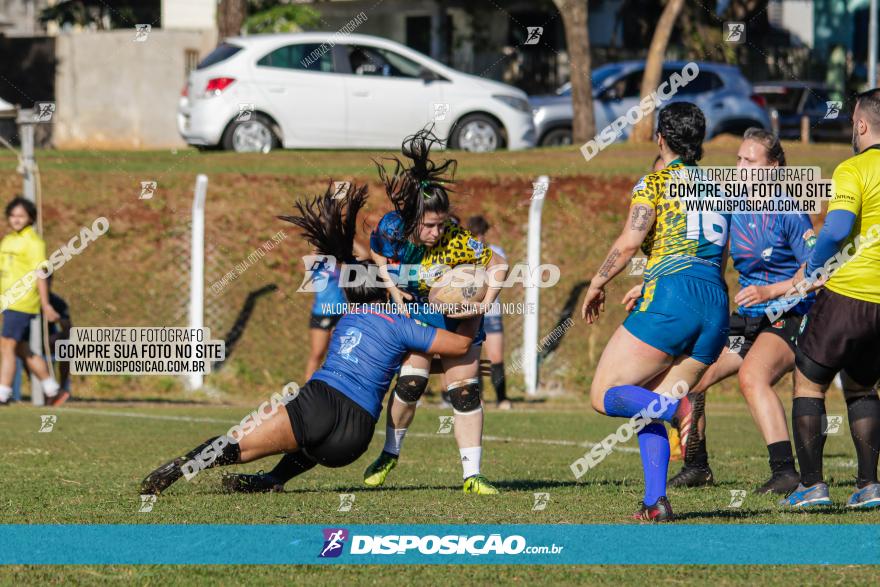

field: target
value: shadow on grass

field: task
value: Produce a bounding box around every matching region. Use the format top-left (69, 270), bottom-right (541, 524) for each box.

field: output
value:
top-left (216, 284), bottom-right (279, 369)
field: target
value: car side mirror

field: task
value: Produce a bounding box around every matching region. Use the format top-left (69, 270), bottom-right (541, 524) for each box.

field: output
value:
top-left (419, 67), bottom-right (439, 82)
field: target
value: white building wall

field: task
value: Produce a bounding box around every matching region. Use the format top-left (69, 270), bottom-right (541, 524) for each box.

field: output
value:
top-left (770, 0), bottom-right (815, 47)
top-left (161, 0), bottom-right (216, 31)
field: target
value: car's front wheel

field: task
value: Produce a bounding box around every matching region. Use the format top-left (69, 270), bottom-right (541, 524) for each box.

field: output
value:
top-left (222, 114), bottom-right (279, 153)
top-left (449, 114), bottom-right (504, 152)
top-left (540, 127), bottom-right (572, 147)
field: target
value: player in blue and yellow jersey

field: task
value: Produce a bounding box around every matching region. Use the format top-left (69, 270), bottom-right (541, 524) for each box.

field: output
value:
top-left (669, 129), bottom-right (814, 495)
top-left (582, 103), bottom-right (730, 522)
top-left (362, 129), bottom-right (508, 495)
top-left (141, 183), bottom-right (479, 495)
top-left (783, 89), bottom-right (880, 509)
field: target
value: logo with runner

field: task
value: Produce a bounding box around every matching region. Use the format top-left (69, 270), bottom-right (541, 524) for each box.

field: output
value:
top-left (319, 528), bottom-right (349, 558)
top-left (824, 101), bottom-right (843, 120)
top-left (727, 336), bottom-right (745, 354)
top-left (39, 415), bottom-right (57, 433)
top-left (524, 27), bottom-right (543, 45)
top-left (339, 328), bottom-right (362, 363)
top-left (724, 22), bottom-right (745, 43)
top-left (297, 255), bottom-right (336, 293)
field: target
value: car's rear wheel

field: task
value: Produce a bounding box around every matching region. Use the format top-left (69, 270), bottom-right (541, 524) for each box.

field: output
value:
top-left (540, 127), bottom-right (572, 147)
top-left (222, 114), bottom-right (278, 153)
top-left (450, 114), bottom-right (504, 152)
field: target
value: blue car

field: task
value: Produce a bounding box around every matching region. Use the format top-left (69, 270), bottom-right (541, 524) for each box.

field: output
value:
top-left (530, 60), bottom-right (772, 147)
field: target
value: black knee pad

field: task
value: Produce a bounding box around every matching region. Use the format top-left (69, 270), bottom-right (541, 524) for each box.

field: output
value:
top-left (394, 374), bottom-right (429, 404)
top-left (449, 379), bottom-right (482, 414)
top-left (795, 347), bottom-right (837, 387)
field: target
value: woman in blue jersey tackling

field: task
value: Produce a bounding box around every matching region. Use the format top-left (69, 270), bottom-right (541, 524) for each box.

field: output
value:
top-left (359, 129), bottom-right (508, 495)
top-left (668, 129), bottom-right (815, 495)
top-left (581, 103), bottom-right (731, 522)
top-left (140, 183), bottom-right (478, 495)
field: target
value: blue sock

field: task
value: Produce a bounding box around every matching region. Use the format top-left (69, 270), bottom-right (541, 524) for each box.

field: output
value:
top-left (638, 422), bottom-right (670, 506)
top-left (603, 385), bottom-right (678, 422)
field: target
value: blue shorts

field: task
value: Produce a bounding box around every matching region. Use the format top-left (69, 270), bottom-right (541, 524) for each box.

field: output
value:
top-left (623, 274), bottom-right (729, 365)
top-left (483, 315), bottom-right (503, 334)
top-left (2, 310), bottom-right (35, 342)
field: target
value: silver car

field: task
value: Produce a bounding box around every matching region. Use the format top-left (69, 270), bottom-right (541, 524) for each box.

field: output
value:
top-left (531, 60), bottom-right (771, 146)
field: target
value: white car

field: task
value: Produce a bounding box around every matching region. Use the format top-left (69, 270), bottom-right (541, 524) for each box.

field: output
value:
top-left (178, 33), bottom-right (536, 153)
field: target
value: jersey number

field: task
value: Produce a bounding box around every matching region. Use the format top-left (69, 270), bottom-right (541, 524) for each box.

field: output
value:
top-left (686, 211), bottom-right (728, 246)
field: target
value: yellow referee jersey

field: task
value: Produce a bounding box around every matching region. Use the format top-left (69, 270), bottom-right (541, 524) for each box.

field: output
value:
top-left (0, 225), bottom-right (48, 314)
top-left (826, 147), bottom-right (880, 303)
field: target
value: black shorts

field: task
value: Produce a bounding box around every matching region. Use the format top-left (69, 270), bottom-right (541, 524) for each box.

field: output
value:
top-left (796, 288), bottom-right (880, 387)
top-left (284, 379), bottom-right (376, 468)
top-left (309, 314), bottom-right (342, 331)
top-left (727, 310), bottom-right (803, 359)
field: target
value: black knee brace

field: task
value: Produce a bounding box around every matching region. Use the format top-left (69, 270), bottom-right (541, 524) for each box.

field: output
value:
top-left (449, 379), bottom-right (482, 413)
top-left (394, 374), bottom-right (429, 404)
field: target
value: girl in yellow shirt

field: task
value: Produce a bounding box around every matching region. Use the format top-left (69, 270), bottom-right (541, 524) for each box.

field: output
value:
top-left (0, 197), bottom-right (63, 405)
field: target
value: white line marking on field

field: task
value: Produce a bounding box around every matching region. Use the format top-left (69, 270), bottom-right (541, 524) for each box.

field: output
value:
top-left (55, 407), bottom-right (234, 424)
top-left (54, 407), bottom-right (640, 454)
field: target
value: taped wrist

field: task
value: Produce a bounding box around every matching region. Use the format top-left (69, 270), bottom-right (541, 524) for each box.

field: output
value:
top-left (449, 378), bottom-right (482, 414)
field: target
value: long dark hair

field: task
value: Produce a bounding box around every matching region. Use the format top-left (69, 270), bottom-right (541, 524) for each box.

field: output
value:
top-left (278, 182), bottom-right (386, 305)
top-left (375, 128), bottom-right (457, 241)
top-left (657, 102), bottom-right (706, 164)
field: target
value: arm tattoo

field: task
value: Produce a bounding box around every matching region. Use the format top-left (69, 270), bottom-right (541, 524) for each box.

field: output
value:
top-left (598, 248), bottom-right (621, 278)
top-left (630, 205), bottom-right (651, 231)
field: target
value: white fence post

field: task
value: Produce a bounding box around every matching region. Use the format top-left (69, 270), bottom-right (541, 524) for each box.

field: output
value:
top-left (523, 175), bottom-right (549, 396)
top-left (18, 114), bottom-right (45, 405)
top-left (188, 174), bottom-right (208, 391)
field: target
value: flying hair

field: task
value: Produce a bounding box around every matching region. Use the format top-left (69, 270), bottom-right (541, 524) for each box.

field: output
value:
top-left (375, 127), bottom-right (457, 240)
top-left (278, 181), bottom-right (368, 263)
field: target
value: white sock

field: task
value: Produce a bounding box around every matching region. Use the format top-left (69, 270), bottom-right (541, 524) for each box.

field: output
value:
top-left (40, 377), bottom-right (60, 398)
top-left (460, 446), bottom-right (482, 479)
top-left (383, 426), bottom-right (407, 456)
top-left (0, 385), bottom-right (11, 402)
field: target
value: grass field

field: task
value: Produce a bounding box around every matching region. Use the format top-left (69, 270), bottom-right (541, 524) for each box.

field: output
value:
top-left (1, 142), bottom-right (875, 583)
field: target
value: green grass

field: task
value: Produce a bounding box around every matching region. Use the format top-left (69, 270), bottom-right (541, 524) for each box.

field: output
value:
top-left (2, 395), bottom-right (878, 582)
top-left (0, 142), bottom-right (871, 582)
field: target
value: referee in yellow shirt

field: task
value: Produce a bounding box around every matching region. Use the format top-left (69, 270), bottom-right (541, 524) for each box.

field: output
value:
top-left (782, 89), bottom-right (880, 509)
top-left (0, 197), bottom-right (63, 406)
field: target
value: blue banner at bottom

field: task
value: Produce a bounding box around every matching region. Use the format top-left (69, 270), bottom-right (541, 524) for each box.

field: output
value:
top-left (2, 524), bottom-right (879, 565)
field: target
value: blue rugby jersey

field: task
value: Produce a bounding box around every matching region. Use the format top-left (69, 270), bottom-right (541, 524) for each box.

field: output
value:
top-left (729, 212), bottom-right (816, 317)
top-left (310, 310), bottom-right (437, 419)
top-left (311, 265), bottom-right (346, 316)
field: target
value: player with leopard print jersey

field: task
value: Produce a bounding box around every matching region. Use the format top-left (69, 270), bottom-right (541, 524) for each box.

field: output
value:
top-left (365, 129), bottom-right (508, 495)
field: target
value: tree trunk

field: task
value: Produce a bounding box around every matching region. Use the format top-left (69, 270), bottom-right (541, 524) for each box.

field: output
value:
top-left (217, 0), bottom-right (248, 40)
top-left (553, 0), bottom-right (595, 142)
top-left (629, 0), bottom-right (685, 143)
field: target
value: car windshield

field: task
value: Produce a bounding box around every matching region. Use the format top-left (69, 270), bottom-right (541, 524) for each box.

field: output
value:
top-left (557, 66), bottom-right (622, 95)
top-left (758, 88), bottom-right (802, 113)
